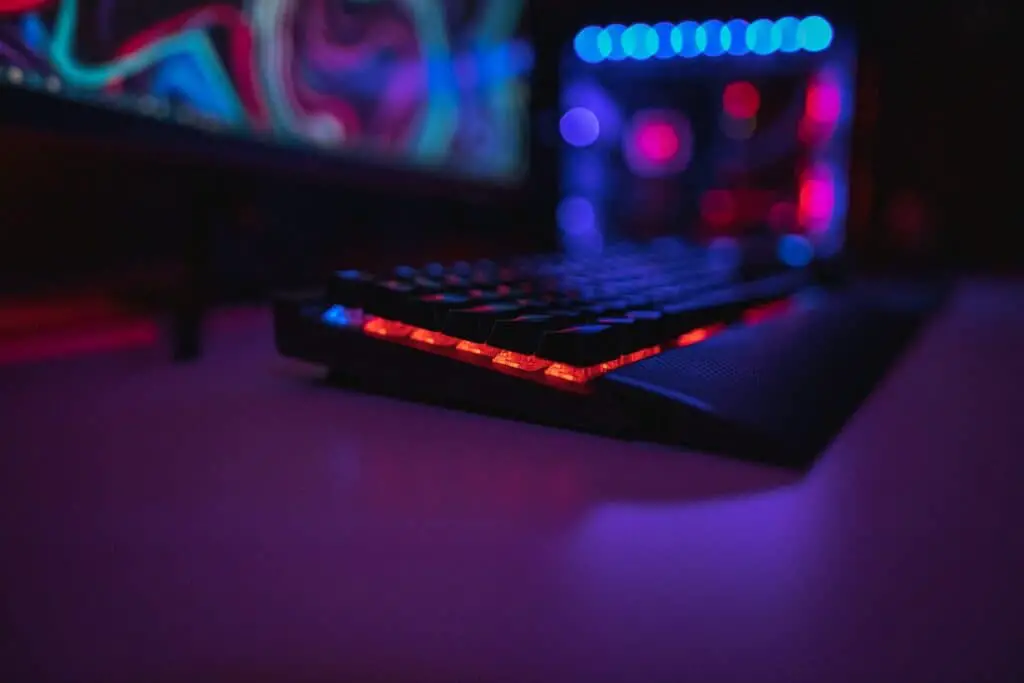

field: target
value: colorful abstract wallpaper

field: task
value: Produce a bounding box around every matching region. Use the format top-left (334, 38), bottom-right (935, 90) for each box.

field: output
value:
top-left (0, 0), bottom-right (532, 181)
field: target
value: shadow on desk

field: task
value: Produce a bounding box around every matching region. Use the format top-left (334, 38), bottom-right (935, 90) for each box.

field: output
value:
top-left (273, 358), bottom-right (800, 528)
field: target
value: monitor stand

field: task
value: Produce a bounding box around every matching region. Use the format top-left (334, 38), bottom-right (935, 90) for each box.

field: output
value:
top-left (171, 184), bottom-right (218, 362)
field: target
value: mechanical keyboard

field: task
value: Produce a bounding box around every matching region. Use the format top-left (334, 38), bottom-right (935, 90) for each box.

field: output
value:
top-left (273, 240), bottom-right (945, 468)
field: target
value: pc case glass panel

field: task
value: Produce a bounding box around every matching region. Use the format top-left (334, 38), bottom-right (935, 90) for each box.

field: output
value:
top-left (560, 18), bottom-right (854, 260)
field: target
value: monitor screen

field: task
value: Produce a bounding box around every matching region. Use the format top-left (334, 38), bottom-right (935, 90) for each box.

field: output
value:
top-left (0, 0), bottom-right (532, 183)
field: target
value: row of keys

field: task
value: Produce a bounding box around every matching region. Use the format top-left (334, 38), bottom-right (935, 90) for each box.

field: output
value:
top-left (327, 253), bottom-right (806, 366)
top-left (330, 260), bottom-right (734, 313)
top-left (480, 273), bottom-right (803, 363)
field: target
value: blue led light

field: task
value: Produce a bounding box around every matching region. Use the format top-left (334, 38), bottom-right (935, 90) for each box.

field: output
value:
top-left (799, 15), bottom-right (833, 52)
top-left (778, 234), bottom-right (815, 267)
top-left (726, 20), bottom-right (750, 55)
top-left (702, 20), bottom-right (728, 56)
top-left (673, 21), bottom-right (703, 58)
top-left (653, 22), bottom-right (677, 59)
top-left (322, 305), bottom-right (353, 327)
top-left (574, 26), bottom-right (605, 63)
top-left (574, 16), bottom-right (833, 62)
top-left (621, 24), bottom-right (639, 58)
top-left (747, 18), bottom-right (778, 55)
top-left (720, 25), bottom-right (733, 54)
top-left (669, 24), bottom-right (683, 54)
top-left (622, 24), bottom-right (658, 60)
top-left (642, 27), bottom-right (660, 59)
top-left (773, 16), bottom-right (801, 53)
top-left (595, 30), bottom-right (613, 60)
top-left (603, 24), bottom-right (628, 61)
top-left (694, 23), bottom-right (709, 55)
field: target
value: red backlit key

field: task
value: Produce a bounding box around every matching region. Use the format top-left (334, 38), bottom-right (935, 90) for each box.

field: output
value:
top-left (579, 299), bottom-right (631, 319)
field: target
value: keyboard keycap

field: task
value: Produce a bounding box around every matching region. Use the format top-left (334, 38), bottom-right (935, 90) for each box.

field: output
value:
top-left (489, 287), bottom-right (527, 301)
top-left (656, 272), bottom-right (804, 337)
top-left (596, 317), bottom-right (639, 352)
top-left (545, 309), bottom-right (587, 326)
top-left (537, 324), bottom-right (621, 367)
top-left (739, 271), bottom-right (807, 303)
top-left (623, 310), bottom-right (665, 348)
top-left (579, 299), bottom-right (630, 319)
top-left (404, 293), bottom-right (471, 330)
top-left (443, 303), bottom-right (524, 342)
top-left (471, 261), bottom-right (500, 287)
top-left (623, 293), bottom-right (654, 309)
top-left (658, 289), bottom-right (748, 337)
top-left (466, 289), bottom-right (505, 303)
top-left (393, 265), bottom-right (419, 280)
top-left (497, 266), bottom-right (522, 284)
top-left (411, 276), bottom-right (444, 293)
top-left (442, 274), bottom-right (471, 290)
top-left (363, 280), bottom-right (416, 319)
top-left (327, 270), bottom-right (374, 308)
top-left (488, 315), bottom-right (567, 354)
top-left (513, 298), bottom-right (553, 314)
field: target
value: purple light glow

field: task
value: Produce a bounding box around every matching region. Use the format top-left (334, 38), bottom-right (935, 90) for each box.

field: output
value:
top-left (557, 197), bottom-right (597, 235)
top-left (563, 82), bottom-right (623, 141)
top-left (560, 107), bottom-right (601, 147)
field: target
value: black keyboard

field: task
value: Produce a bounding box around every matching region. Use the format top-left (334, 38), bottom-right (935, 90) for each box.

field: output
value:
top-left (273, 241), bottom-right (945, 468)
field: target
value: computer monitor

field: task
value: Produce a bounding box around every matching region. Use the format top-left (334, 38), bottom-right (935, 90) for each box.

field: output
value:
top-left (0, 0), bottom-right (533, 188)
top-left (558, 16), bottom-right (855, 265)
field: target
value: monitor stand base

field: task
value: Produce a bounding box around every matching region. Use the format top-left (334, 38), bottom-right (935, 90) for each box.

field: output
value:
top-left (171, 187), bottom-right (216, 362)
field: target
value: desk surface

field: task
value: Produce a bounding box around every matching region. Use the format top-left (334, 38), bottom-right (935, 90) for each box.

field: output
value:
top-left (2, 280), bottom-right (1023, 683)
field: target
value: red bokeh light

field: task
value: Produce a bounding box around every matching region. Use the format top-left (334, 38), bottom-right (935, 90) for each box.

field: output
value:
top-left (723, 81), bottom-right (761, 120)
top-left (635, 122), bottom-right (680, 163)
top-left (700, 190), bottom-right (737, 228)
top-left (806, 79), bottom-right (842, 124)
top-left (798, 166), bottom-right (835, 232)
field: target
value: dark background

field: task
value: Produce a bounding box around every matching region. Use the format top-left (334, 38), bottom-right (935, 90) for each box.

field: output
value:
top-left (0, 0), bottom-right (1016, 302)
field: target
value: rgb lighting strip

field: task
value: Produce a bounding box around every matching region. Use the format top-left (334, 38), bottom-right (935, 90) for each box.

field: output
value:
top-left (574, 16), bottom-right (833, 63)
top-left (320, 300), bottom-right (792, 388)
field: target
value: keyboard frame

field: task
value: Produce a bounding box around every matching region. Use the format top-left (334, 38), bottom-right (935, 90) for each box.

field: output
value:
top-left (274, 275), bottom-right (947, 468)
top-left (275, 289), bottom-right (805, 465)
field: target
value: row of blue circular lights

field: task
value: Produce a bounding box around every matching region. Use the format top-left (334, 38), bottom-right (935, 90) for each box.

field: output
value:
top-left (574, 16), bottom-right (833, 63)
